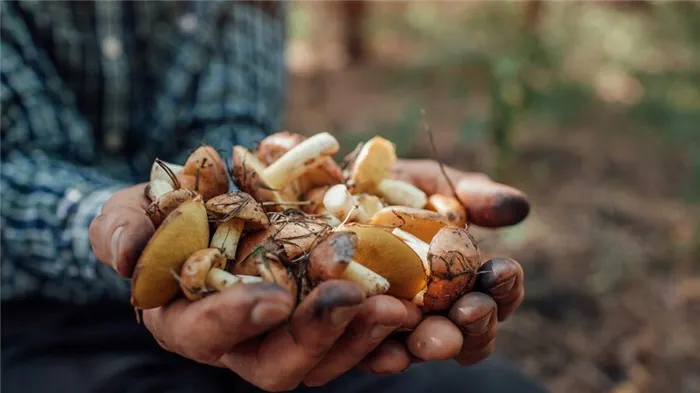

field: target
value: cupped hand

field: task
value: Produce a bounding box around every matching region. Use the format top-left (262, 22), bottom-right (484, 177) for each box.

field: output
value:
top-left (88, 185), bottom-right (417, 391)
top-left (357, 159), bottom-right (529, 374)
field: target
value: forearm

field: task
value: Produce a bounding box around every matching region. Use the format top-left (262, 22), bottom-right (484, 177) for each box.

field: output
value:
top-left (1, 149), bottom-right (131, 304)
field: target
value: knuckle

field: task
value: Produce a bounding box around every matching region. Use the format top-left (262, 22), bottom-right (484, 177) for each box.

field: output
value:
top-left (258, 378), bottom-right (300, 392)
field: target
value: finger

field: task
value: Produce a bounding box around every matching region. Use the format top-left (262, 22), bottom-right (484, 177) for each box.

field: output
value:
top-left (398, 299), bottom-right (423, 331)
top-left (448, 292), bottom-right (498, 352)
top-left (89, 185), bottom-right (154, 277)
top-left (456, 177), bottom-right (530, 228)
top-left (476, 258), bottom-right (525, 321)
top-left (406, 315), bottom-right (463, 361)
top-left (220, 280), bottom-right (365, 392)
top-left (303, 295), bottom-right (407, 386)
top-left (142, 282), bottom-right (294, 365)
top-left (391, 159), bottom-right (484, 196)
top-left (358, 339), bottom-right (412, 375)
top-left (455, 339), bottom-right (496, 366)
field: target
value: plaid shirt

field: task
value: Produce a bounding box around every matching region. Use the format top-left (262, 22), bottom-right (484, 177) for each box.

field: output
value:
top-left (1, 1), bottom-right (286, 305)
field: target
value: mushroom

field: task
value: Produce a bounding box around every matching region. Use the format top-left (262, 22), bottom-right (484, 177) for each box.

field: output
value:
top-left (345, 136), bottom-right (427, 208)
top-left (179, 145), bottom-right (229, 200)
top-left (205, 191), bottom-right (270, 260)
top-left (368, 206), bottom-right (451, 243)
top-left (426, 194), bottom-right (468, 228)
top-left (179, 248), bottom-right (263, 301)
top-left (243, 240), bottom-right (299, 306)
top-left (300, 186), bottom-right (342, 227)
top-left (233, 210), bottom-right (331, 273)
top-left (131, 197), bottom-right (210, 309)
top-left (232, 132), bottom-right (339, 210)
top-left (146, 188), bottom-right (198, 227)
top-left (392, 226), bottom-right (482, 312)
top-left (149, 159), bottom-right (184, 188)
top-left (308, 231), bottom-right (390, 296)
top-left (257, 131), bottom-right (344, 195)
top-left (145, 179), bottom-right (175, 202)
top-left (335, 224), bottom-right (427, 299)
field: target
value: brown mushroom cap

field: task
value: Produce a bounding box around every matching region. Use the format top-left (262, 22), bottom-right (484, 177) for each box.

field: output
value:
top-left (368, 206), bottom-right (451, 243)
top-left (347, 136), bottom-right (397, 194)
top-left (420, 226), bottom-right (482, 312)
top-left (181, 146), bottom-right (229, 200)
top-left (146, 188), bottom-right (198, 227)
top-left (231, 145), bottom-right (298, 210)
top-left (179, 248), bottom-right (227, 301)
top-left (300, 186), bottom-right (330, 215)
top-left (308, 231), bottom-right (358, 281)
top-left (339, 224), bottom-right (426, 299)
top-left (205, 191), bottom-right (270, 230)
top-left (234, 211), bottom-right (331, 268)
top-left (131, 197), bottom-right (210, 309)
top-left (256, 131), bottom-right (306, 165)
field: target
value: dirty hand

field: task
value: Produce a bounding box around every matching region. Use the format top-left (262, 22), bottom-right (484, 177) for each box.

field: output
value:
top-left (357, 159), bottom-right (529, 374)
top-left (88, 185), bottom-right (418, 391)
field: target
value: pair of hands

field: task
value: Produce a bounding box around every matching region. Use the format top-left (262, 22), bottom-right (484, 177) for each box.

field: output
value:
top-left (89, 159), bottom-right (529, 392)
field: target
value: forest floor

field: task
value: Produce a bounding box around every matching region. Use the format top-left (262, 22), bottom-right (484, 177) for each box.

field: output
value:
top-left (283, 61), bottom-right (700, 393)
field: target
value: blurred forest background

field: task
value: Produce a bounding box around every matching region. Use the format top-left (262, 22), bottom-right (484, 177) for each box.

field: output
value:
top-left (281, 1), bottom-right (700, 393)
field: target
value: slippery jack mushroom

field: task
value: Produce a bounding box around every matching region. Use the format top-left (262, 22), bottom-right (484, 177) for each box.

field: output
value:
top-left (256, 131), bottom-right (344, 195)
top-left (242, 240), bottom-right (299, 306)
top-left (232, 132), bottom-right (340, 211)
top-left (300, 186), bottom-right (342, 227)
top-left (179, 248), bottom-right (263, 301)
top-left (426, 194), bottom-right (468, 228)
top-left (391, 226), bottom-right (482, 312)
top-left (232, 210), bottom-right (331, 275)
top-left (322, 184), bottom-right (385, 224)
top-left (308, 231), bottom-right (390, 297)
top-left (147, 145), bottom-right (229, 201)
top-left (345, 136), bottom-right (427, 209)
top-left (131, 197), bottom-right (210, 309)
top-left (369, 205), bottom-right (452, 243)
top-left (205, 192), bottom-right (270, 260)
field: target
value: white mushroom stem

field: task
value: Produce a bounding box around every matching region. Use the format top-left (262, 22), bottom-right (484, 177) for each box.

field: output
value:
top-left (263, 132), bottom-right (340, 190)
top-left (391, 228), bottom-right (431, 306)
top-left (146, 179), bottom-right (175, 201)
top-left (206, 268), bottom-right (263, 291)
top-left (342, 261), bottom-right (390, 296)
top-left (355, 194), bottom-right (385, 217)
top-left (210, 218), bottom-right (245, 260)
top-left (323, 184), bottom-right (371, 223)
top-left (376, 179), bottom-right (428, 209)
top-left (150, 160), bottom-right (184, 186)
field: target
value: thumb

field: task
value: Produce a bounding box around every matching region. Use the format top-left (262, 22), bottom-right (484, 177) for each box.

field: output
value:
top-left (456, 178), bottom-right (530, 228)
top-left (89, 185), bottom-right (155, 278)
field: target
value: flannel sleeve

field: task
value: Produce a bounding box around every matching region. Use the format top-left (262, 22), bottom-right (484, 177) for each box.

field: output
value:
top-left (1, 6), bottom-right (131, 303)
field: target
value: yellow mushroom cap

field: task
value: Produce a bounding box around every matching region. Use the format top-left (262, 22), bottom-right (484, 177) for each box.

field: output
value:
top-left (368, 206), bottom-right (451, 243)
top-left (338, 224), bottom-right (426, 299)
top-left (131, 197), bottom-right (210, 309)
top-left (347, 136), bottom-right (397, 193)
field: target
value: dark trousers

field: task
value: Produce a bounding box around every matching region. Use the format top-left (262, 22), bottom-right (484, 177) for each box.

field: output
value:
top-left (1, 299), bottom-right (547, 393)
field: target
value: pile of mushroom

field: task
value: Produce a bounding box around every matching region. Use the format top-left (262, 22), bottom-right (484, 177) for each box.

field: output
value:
top-left (129, 131), bottom-right (486, 316)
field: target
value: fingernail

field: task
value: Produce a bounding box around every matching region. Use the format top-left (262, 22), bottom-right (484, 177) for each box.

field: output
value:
top-left (251, 302), bottom-right (291, 327)
top-left (464, 310), bottom-right (493, 335)
top-left (110, 226), bottom-right (124, 271)
top-left (370, 325), bottom-right (396, 340)
top-left (330, 306), bottom-right (359, 327)
top-left (490, 276), bottom-right (516, 296)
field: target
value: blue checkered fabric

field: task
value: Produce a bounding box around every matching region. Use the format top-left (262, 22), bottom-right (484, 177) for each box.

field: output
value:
top-left (1, 1), bottom-right (286, 304)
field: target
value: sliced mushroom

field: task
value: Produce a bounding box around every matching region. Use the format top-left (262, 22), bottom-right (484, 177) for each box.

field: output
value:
top-left (308, 231), bottom-right (390, 296)
top-left (345, 136), bottom-right (427, 208)
top-left (392, 226), bottom-right (482, 312)
top-left (131, 197), bottom-right (210, 309)
top-left (179, 248), bottom-right (263, 300)
top-left (368, 206), bottom-right (451, 243)
top-left (205, 192), bottom-right (270, 260)
top-left (426, 194), bottom-right (468, 228)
